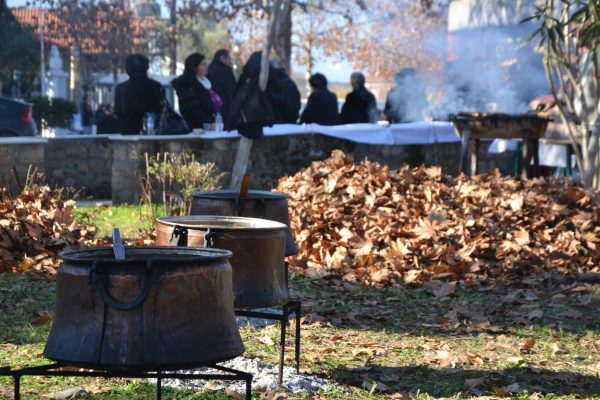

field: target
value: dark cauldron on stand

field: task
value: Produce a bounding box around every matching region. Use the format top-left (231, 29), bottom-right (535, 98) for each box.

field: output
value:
top-left (44, 246), bottom-right (244, 371)
top-left (156, 216), bottom-right (288, 308)
top-left (190, 190), bottom-right (298, 257)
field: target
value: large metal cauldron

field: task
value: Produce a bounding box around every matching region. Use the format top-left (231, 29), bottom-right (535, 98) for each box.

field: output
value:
top-left (156, 216), bottom-right (288, 308)
top-left (190, 189), bottom-right (298, 256)
top-left (44, 247), bottom-right (244, 371)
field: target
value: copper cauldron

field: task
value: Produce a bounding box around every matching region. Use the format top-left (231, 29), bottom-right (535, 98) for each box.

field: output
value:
top-left (44, 246), bottom-right (244, 371)
top-left (156, 216), bottom-right (288, 308)
top-left (190, 189), bottom-right (298, 256)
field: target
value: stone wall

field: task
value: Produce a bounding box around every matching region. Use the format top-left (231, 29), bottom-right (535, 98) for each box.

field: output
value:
top-left (108, 135), bottom-right (515, 204)
top-left (44, 137), bottom-right (112, 198)
top-left (0, 134), bottom-right (517, 203)
top-left (0, 138), bottom-right (46, 194)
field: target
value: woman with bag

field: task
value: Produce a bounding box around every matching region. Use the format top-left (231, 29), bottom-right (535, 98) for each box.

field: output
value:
top-left (171, 53), bottom-right (223, 130)
top-left (227, 51), bottom-right (286, 138)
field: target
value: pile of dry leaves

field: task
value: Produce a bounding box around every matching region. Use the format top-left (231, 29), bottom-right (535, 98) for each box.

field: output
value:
top-left (0, 185), bottom-right (98, 274)
top-left (278, 150), bottom-right (600, 286)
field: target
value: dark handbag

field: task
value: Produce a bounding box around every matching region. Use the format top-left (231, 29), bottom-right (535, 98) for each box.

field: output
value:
top-left (228, 77), bottom-right (274, 139)
top-left (157, 102), bottom-right (189, 135)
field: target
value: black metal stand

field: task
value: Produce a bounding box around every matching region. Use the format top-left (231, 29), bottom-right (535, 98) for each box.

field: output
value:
top-left (235, 300), bottom-right (301, 385)
top-left (0, 363), bottom-right (252, 400)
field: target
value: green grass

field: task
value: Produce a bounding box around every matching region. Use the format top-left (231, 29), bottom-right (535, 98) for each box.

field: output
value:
top-left (73, 203), bottom-right (158, 239)
top-left (3, 209), bottom-right (600, 398)
top-left (0, 274), bottom-right (54, 345)
top-left (2, 269), bottom-right (600, 398)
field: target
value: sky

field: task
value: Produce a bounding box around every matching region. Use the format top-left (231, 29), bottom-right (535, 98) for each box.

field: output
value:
top-left (8, 0), bottom-right (30, 7)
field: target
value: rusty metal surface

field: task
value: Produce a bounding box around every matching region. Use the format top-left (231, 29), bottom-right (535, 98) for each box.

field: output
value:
top-left (156, 216), bottom-right (288, 308)
top-left (450, 112), bottom-right (551, 139)
top-left (190, 189), bottom-right (298, 256)
top-left (44, 247), bottom-right (244, 371)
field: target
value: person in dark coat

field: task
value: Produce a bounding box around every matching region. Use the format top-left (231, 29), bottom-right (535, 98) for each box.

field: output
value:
top-left (340, 72), bottom-right (378, 124)
top-left (234, 51), bottom-right (287, 122)
top-left (114, 54), bottom-right (164, 135)
top-left (172, 53), bottom-right (222, 130)
top-left (207, 49), bottom-right (236, 127)
top-left (300, 73), bottom-right (340, 125)
top-left (272, 63), bottom-right (301, 123)
top-left (96, 104), bottom-right (121, 134)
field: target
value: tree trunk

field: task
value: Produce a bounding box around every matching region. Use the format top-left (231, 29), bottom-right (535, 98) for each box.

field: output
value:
top-left (231, 0), bottom-right (290, 190)
top-left (590, 124), bottom-right (600, 189)
top-left (169, 0), bottom-right (177, 75)
top-left (272, 1), bottom-right (292, 73)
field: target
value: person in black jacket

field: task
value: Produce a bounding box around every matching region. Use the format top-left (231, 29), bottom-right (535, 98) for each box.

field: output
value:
top-left (207, 49), bottom-right (236, 127)
top-left (114, 54), bottom-right (164, 134)
top-left (226, 51), bottom-right (280, 138)
top-left (272, 63), bottom-right (301, 123)
top-left (340, 72), bottom-right (378, 124)
top-left (96, 104), bottom-right (120, 134)
top-left (172, 53), bottom-right (222, 129)
top-left (300, 73), bottom-right (340, 125)
top-left (234, 51), bottom-right (287, 122)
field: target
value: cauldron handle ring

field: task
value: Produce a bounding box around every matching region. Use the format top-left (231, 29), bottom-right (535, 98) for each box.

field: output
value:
top-left (171, 225), bottom-right (188, 246)
top-left (204, 228), bottom-right (218, 248)
top-left (90, 260), bottom-right (153, 310)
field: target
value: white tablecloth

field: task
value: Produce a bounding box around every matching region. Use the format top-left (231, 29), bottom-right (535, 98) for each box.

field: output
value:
top-left (129, 122), bottom-right (569, 168)
top-left (199, 122), bottom-right (460, 146)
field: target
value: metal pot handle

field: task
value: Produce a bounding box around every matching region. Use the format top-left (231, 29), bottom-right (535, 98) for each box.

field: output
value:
top-left (204, 228), bottom-right (219, 248)
top-left (170, 225), bottom-right (188, 246)
top-left (90, 260), bottom-right (153, 310)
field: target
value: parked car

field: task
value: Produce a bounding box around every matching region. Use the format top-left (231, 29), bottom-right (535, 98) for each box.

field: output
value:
top-left (0, 96), bottom-right (38, 136)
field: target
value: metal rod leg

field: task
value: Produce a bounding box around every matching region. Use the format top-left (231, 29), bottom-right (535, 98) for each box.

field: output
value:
top-left (295, 302), bottom-right (301, 373)
top-left (245, 376), bottom-right (252, 400)
top-left (14, 375), bottom-right (21, 400)
top-left (279, 311), bottom-right (287, 385)
top-left (156, 370), bottom-right (161, 400)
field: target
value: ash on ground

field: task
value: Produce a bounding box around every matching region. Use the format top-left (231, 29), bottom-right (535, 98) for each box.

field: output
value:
top-left (153, 356), bottom-right (332, 394)
top-left (235, 307), bottom-right (286, 328)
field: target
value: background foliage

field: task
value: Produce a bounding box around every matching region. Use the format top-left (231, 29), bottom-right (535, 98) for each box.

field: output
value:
top-left (28, 96), bottom-right (77, 129)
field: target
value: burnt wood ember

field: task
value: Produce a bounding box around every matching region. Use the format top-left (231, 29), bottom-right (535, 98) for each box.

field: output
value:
top-left (450, 112), bottom-right (551, 178)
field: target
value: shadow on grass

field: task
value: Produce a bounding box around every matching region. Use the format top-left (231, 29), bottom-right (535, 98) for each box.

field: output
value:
top-left (331, 364), bottom-right (600, 397)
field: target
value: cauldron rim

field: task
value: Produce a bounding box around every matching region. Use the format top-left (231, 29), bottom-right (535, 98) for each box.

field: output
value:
top-left (156, 215), bottom-right (287, 231)
top-left (59, 246), bottom-right (232, 264)
top-left (191, 189), bottom-right (288, 200)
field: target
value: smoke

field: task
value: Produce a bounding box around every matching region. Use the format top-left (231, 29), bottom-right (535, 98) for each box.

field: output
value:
top-left (418, 23), bottom-right (549, 119)
top-left (386, 72), bottom-right (429, 122)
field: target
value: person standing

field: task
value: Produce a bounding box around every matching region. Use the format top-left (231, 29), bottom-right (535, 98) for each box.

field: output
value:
top-left (114, 54), bottom-right (164, 135)
top-left (300, 73), bottom-right (340, 125)
top-left (227, 51), bottom-right (287, 138)
top-left (172, 53), bottom-right (222, 130)
top-left (272, 63), bottom-right (301, 123)
top-left (207, 49), bottom-right (236, 128)
top-left (340, 72), bottom-right (378, 124)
